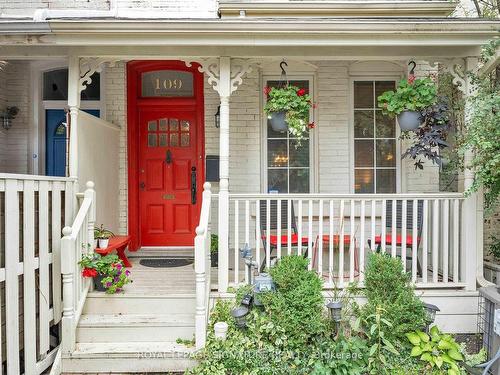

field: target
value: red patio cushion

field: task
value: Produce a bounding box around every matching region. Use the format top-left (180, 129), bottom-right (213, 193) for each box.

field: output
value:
top-left (374, 234), bottom-right (420, 247)
top-left (263, 234), bottom-right (309, 246)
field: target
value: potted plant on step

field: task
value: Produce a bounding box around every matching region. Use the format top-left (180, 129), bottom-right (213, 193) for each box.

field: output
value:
top-left (263, 85), bottom-right (315, 143)
top-left (378, 76), bottom-right (437, 131)
top-left (211, 234), bottom-right (218, 267)
top-left (80, 253), bottom-right (131, 293)
top-left (94, 224), bottom-right (114, 249)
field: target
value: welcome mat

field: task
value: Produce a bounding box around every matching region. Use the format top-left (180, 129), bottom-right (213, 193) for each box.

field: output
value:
top-left (139, 258), bottom-right (194, 268)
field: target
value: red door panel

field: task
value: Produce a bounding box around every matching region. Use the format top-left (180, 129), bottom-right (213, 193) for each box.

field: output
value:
top-left (139, 109), bottom-right (200, 246)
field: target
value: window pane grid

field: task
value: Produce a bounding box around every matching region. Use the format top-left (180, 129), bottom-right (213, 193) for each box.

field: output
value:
top-left (353, 80), bottom-right (396, 193)
top-left (266, 79), bottom-right (311, 193)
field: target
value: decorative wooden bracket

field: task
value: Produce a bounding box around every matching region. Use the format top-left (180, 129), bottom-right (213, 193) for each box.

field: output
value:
top-left (79, 58), bottom-right (120, 94)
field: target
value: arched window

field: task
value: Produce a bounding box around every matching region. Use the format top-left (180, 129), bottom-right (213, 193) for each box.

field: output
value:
top-left (43, 68), bottom-right (100, 101)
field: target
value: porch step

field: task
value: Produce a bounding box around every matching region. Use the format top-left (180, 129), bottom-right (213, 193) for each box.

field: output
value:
top-left (61, 341), bottom-right (197, 373)
top-left (76, 313), bottom-right (195, 343)
top-left (83, 292), bottom-right (196, 315)
top-left (129, 246), bottom-right (194, 258)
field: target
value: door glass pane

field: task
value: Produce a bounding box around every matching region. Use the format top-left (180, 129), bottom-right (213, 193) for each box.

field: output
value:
top-left (159, 134), bottom-right (168, 147)
top-left (375, 111), bottom-right (395, 138)
top-left (181, 133), bottom-right (190, 147)
top-left (268, 139), bottom-right (288, 167)
top-left (354, 110), bottom-right (374, 138)
top-left (181, 120), bottom-right (190, 131)
top-left (169, 118), bottom-right (179, 131)
top-left (159, 118), bottom-right (168, 131)
top-left (355, 169), bottom-right (374, 193)
top-left (43, 69), bottom-right (100, 101)
top-left (354, 81), bottom-right (373, 108)
top-left (376, 140), bottom-right (396, 167)
top-left (170, 133), bottom-right (179, 146)
top-left (290, 169), bottom-right (310, 193)
top-left (81, 72), bottom-right (101, 101)
top-left (148, 134), bottom-right (157, 147)
top-left (354, 140), bottom-right (374, 167)
top-left (148, 120), bottom-right (157, 131)
top-left (376, 169), bottom-right (396, 193)
top-left (268, 169), bottom-right (288, 193)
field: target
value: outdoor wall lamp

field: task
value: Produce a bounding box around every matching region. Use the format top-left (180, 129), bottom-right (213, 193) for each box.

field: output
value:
top-left (0, 106), bottom-right (19, 130)
top-left (214, 105), bottom-right (220, 128)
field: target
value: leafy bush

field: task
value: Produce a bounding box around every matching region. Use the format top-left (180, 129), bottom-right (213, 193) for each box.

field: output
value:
top-left (360, 253), bottom-right (426, 340)
top-left (261, 256), bottom-right (327, 349)
top-left (406, 326), bottom-right (464, 374)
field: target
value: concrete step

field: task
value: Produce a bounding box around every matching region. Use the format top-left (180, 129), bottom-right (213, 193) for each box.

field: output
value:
top-left (83, 293), bottom-right (196, 315)
top-left (129, 247), bottom-right (194, 258)
top-left (62, 341), bottom-right (197, 373)
top-left (77, 313), bottom-right (195, 343)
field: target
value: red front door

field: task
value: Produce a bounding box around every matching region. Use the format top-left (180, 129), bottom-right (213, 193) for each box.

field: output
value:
top-left (127, 61), bottom-right (204, 249)
top-left (139, 109), bottom-right (200, 245)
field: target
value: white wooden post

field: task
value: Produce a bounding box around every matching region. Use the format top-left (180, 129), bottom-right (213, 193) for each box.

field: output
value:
top-left (68, 56), bottom-right (81, 178)
top-left (218, 57), bottom-right (231, 293)
top-left (85, 181), bottom-right (96, 247)
top-left (462, 56), bottom-right (479, 291)
top-left (61, 226), bottom-right (76, 354)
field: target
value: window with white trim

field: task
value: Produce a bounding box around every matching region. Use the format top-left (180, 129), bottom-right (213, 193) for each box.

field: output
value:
top-left (353, 80), bottom-right (397, 193)
top-left (265, 79), bottom-right (312, 193)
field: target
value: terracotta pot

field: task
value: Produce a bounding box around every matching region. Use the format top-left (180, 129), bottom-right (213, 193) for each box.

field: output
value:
top-left (269, 111), bottom-right (287, 133)
top-left (397, 110), bottom-right (423, 131)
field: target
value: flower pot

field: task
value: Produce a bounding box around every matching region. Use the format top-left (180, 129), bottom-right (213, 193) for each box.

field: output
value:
top-left (93, 274), bottom-right (107, 292)
top-left (269, 111), bottom-right (288, 133)
top-left (93, 239), bottom-right (98, 249)
top-left (396, 110), bottom-right (423, 131)
top-left (211, 251), bottom-right (218, 267)
top-left (98, 238), bottom-right (109, 249)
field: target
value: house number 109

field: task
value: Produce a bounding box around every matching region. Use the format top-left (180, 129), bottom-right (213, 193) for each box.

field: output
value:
top-left (155, 78), bottom-right (183, 90)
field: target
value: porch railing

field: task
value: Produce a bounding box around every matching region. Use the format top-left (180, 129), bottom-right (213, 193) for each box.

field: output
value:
top-left (0, 174), bottom-right (78, 375)
top-left (194, 183), bottom-right (212, 349)
top-left (60, 181), bottom-right (96, 355)
top-left (224, 193), bottom-right (467, 289)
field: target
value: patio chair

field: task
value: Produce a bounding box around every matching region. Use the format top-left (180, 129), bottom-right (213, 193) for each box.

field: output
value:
top-left (259, 199), bottom-right (309, 272)
top-left (369, 200), bottom-right (424, 275)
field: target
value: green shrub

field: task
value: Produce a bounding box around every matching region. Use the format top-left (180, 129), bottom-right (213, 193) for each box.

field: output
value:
top-left (360, 252), bottom-right (426, 340)
top-left (261, 256), bottom-right (327, 349)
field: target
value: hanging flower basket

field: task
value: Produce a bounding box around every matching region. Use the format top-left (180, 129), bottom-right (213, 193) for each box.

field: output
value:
top-left (378, 76), bottom-right (437, 131)
top-left (264, 85), bottom-right (315, 143)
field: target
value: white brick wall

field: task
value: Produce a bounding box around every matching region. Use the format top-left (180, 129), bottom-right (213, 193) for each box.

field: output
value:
top-left (0, 0), bottom-right (109, 15)
top-left (0, 61), bottom-right (29, 174)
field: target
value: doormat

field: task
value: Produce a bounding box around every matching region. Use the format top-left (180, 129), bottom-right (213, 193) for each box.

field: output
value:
top-left (139, 258), bottom-right (194, 268)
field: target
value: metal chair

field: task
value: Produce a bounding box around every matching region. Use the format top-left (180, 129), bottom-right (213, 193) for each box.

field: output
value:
top-left (259, 200), bottom-right (309, 272)
top-left (369, 200), bottom-right (424, 275)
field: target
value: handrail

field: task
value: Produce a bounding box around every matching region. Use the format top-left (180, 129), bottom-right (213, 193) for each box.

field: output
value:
top-left (60, 181), bottom-right (96, 355)
top-left (229, 192), bottom-right (465, 200)
top-left (0, 173), bottom-right (76, 182)
top-left (194, 182), bottom-right (212, 350)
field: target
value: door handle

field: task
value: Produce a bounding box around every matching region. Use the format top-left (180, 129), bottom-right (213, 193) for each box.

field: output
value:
top-left (166, 150), bottom-right (172, 164)
top-left (140, 181), bottom-right (145, 190)
top-left (191, 167), bottom-right (197, 204)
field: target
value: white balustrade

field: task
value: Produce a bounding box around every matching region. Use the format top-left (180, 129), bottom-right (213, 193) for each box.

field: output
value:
top-left (194, 183), bottom-right (212, 350)
top-left (221, 193), bottom-right (466, 290)
top-left (0, 174), bottom-right (78, 375)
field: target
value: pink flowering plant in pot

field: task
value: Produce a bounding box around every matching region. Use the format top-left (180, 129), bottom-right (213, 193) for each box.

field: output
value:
top-left (79, 253), bottom-right (131, 294)
top-left (263, 85), bottom-right (315, 143)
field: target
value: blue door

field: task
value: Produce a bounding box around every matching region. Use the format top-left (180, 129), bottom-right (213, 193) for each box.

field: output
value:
top-left (46, 109), bottom-right (100, 177)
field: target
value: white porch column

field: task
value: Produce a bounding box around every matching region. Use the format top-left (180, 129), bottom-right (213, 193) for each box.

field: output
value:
top-left (67, 56), bottom-right (81, 178)
top-left (462, 56), bottom-right (480, 291)
top-left (217, 57), bottom-right (231, 293)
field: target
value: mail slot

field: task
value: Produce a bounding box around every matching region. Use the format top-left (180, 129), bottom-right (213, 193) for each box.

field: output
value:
top-left (163, 194), bottom-right (175, 200)
top-left (205, 155), bottom-right (220, 182)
